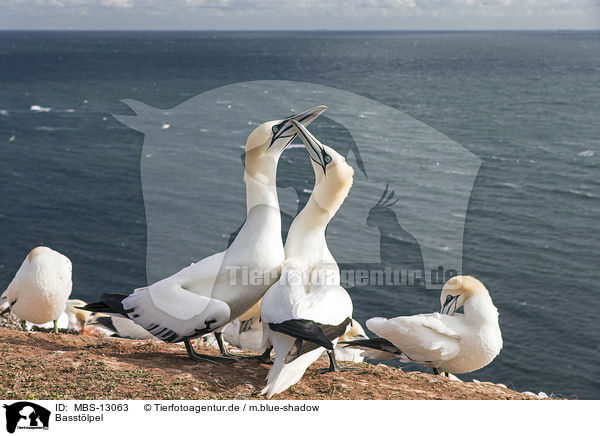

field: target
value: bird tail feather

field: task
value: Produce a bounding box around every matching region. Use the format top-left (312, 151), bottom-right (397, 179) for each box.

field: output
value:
top-left (261, 333), bottom-right (324, 398)
top-left (81, 293), bottom-right (130, 317)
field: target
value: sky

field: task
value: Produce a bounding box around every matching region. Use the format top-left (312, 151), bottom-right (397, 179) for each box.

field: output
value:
top-left (1, 0), bottom-right (599, 30)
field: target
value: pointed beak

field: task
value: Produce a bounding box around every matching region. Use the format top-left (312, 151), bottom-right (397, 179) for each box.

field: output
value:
top-left (441, 295), bottom-right (460, 315)
top-left (269, 105), bottom-right (327, 151)
top-left (290, 119), bottom-right (330, 174)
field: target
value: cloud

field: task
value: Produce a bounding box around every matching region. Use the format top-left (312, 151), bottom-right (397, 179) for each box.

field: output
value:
top-left (101, 0), bottom-right (134, 8)
top-left (176, 0), bottom-right (598, 18)
top-left (5, 0), bottom-right (597, 14)
top-left (2, 0), bottom-right (597, 27)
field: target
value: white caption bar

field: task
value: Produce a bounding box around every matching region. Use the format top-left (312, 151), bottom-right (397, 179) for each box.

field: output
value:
top-left (0, 400), bottom-right (595, 435)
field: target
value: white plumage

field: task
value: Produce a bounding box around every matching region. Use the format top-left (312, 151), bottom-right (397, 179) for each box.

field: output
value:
top-left (260, 120), bottom-right (355, 398)
top-left (2, 246), bottom-right (72, 329)
top-left (84, 107), bottom-right (327, 364)
top-left (93, 315), bottom-right (156, 340)
top-left (350, 276), bottom-right (503, 374)
top-left (221, 300), bottom-right (264, 353)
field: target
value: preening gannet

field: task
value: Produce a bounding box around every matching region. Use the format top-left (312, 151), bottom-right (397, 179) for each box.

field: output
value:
top-left (1, 247), bottom-right (72, 333)
top-left (343, 276), bottom-right (503, 375)
top-left (82, 106), bottom-right (327, 364)
top-left (260, 120), bottom-right (356, 398)
top-left (22, 299), bottom-right (91, 333)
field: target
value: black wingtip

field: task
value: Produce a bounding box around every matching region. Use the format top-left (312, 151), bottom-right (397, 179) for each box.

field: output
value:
top-left (79, 293), bottom-right (130, 316)
top-left (340, 337), bottom-right (402, 354)
top-left (95, 316), bottom-right (118, 334)
top-left (269, 319), bottom-right (335, 350)
top-left (80, 302), bottom-right (112, 312)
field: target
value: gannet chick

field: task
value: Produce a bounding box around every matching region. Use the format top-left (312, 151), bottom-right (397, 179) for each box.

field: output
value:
top-left (331, 319), bottom-right (368, 363)
top-left (222, 300), bottom-right (264, 353)
top-left (82, 106), bottom-right (327, 364)
top-left (65, 299), bottom-right (92, 333)
top-left (343, 276), bottom-right (502, 375)
top-left (1, 247), bottom-right (72, 333)
top-left (260, 120), bottom-right (356, 399)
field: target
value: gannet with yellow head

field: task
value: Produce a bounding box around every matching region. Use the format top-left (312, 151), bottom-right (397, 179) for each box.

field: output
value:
top-left (260, 120), bottom-right (356, 398)
top-left (343, 276), bottom-right (502, 375)
top-left (81, 106), bottom-right (327, 364)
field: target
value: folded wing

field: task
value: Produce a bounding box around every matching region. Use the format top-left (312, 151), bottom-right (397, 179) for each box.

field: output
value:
top-left (366, 314), bottom-right (461, 365)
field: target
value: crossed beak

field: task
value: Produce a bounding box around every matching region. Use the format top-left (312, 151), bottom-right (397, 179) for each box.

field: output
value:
top-left (269, 105), bottom-right (327, 151)
top-left (290, 119), bottom-right (330, 174)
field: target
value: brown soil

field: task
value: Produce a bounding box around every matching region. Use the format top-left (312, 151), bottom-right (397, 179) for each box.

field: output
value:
top-left (0, 327), bottom-right (534, 400)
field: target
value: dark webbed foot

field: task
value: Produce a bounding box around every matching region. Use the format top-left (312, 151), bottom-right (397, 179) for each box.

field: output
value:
top-left (256, 346), bottom-right (273, 364)
top-left (214, 332), bottom-right (272, 361)
top-left (317, 350), bottom-right (360, 374)
top-left (184, 340), bottom-right (237, 365)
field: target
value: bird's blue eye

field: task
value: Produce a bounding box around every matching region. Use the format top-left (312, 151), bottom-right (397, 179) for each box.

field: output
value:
top-left (446, 295), bottom-right (454, 302)
top-left (324, 154), bottom-right (332, 164)
top-left (272, 125), bottom-right (280, 134)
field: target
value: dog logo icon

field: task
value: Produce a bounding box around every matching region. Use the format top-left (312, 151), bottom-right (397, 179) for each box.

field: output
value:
top-left (3, 402), bottom-right (50, 433)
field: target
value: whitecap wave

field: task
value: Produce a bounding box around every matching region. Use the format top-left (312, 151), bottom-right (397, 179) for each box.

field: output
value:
top-left (577, 150), bottom-right (594, 157)
top-left (30, 105), bottom-right (51, 112)
top-left (34, 126), bottom-right (78, 132)
top-left (568, 189), bottom-right (594, 198)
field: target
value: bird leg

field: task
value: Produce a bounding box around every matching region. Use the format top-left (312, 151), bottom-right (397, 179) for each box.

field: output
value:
top-left (432, 368), bottom-right (450, 377)
top-left (0, 306), bottom-right (10, 317)
top-left (21, 320), bottom-right (27, 331)
top-left (184, 339), bottom-right (237, 365)
top-left (53, 320), bottom-right (59, 334)
top-left (317, 350), bottom-right (360, 374)
top-left (214, 331), bottom-right (268, 360)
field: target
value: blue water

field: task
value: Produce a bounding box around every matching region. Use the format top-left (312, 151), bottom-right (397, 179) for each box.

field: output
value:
top-left (1, 31), bottom-right (599, 399)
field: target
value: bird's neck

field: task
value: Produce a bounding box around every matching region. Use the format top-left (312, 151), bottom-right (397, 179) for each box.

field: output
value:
top-left (464, 293), bottom-right (499, 324)
top-left (244, 168), bottom-right (280, 215)
top-left (284, 196), bottom-right (332, 259)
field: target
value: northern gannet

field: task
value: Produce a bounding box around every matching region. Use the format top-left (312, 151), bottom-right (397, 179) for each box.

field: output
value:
top-left (221, 300), bottom-right (264, 354)
top-left (221, 301), bottom-right (366, 363)
top-left (82, 106), bottom-right (326, 364)
top-left (343, 276), bottom-right (503, 375)
top-left (65, 299), bottom-right (92, 333)
top-left (21, 299), bottom-right (91, 333)
top-left (1, 247), bottom-right (72, 333)
top-left (260, 120), bottom-right (356, 398)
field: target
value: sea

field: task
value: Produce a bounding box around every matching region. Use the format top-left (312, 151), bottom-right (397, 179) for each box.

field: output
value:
top-left (0, 30), bottom-right (598, 399)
